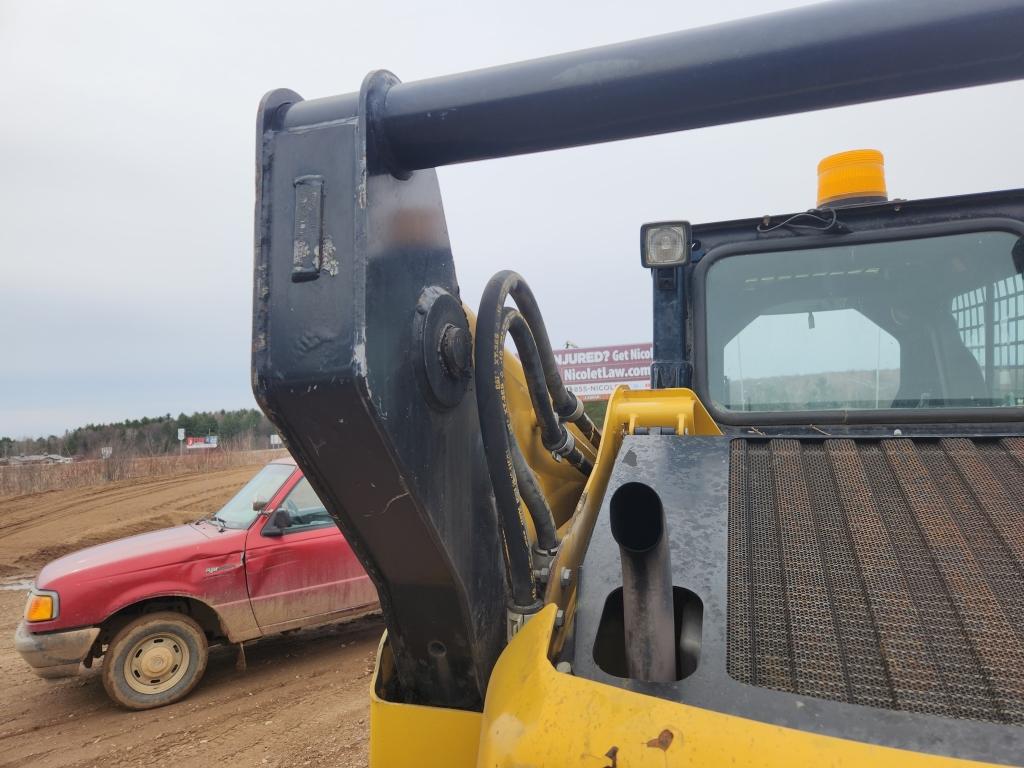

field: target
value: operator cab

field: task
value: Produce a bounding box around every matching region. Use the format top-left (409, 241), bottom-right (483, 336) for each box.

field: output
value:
top-left (560, 152), bottom-right (1024, 766)
top-left (645, 150), bottom-right (1024, 431)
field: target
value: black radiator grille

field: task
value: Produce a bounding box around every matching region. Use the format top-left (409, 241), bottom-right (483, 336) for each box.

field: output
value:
top-left (727, 437), bottom-right (1024, 725)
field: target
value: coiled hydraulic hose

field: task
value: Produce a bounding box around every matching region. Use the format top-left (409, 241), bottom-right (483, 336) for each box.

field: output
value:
top-left (507, 424), bottom-right (558, 555)
top-left (474, 271), bottom-right (600, 609)
top-left (504, 308), bottom-right (593, 476)
top-left (483, 271), bottom-right (602, 448)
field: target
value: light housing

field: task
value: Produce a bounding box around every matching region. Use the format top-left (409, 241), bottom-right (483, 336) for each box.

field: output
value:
top-left (817, 149), bottom-right (887, 207)
top-left (25, 590), bottom-right (58, 622)
top-left (641, 222), bottom-right (692, 268)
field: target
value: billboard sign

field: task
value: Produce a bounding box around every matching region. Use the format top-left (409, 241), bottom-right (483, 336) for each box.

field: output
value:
top-left (186, 435), bottom-right (219, 450)
top-left (553, 343), bottom-right (653, 401)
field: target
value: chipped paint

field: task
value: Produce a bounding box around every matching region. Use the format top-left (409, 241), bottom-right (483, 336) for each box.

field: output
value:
top-left (646, 730), bottom-right (674, 750)
top-left (552, 58), bottom-right (641, 86)
top-left (293, 238), bottom-right (311, 267)
top-left (321, 236), bottom-right (339, 276)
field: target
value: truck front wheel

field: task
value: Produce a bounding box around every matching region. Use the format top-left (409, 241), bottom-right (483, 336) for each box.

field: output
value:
top-left (101, 612), bottom-right (208, 710)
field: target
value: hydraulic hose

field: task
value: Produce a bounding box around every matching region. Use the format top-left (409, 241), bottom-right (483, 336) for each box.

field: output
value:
top-left (504, 309), bottom-right (563, 454)
top-left (503, 308), bottom-right (593, 476)
top-left (482, 271), bottom-right (601, 448)
top-left (474, 305), bottom-right (542, 609)
top-left (475, 272), bottom-right (594, 610)
top-left (507, 424), bottom-right (559, 554)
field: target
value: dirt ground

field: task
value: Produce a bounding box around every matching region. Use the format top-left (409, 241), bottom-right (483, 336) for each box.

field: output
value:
top-left (0, 464), bottom-right (380, 767)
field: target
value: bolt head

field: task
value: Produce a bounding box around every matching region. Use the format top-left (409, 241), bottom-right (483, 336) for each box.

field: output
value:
top-left (559, 567), bottom-right (573, 588)
top-left (439, 324), bottom-right (472, 379)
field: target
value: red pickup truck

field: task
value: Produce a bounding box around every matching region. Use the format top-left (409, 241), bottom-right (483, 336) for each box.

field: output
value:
top-left (14, 457), bottom-right (378, 709)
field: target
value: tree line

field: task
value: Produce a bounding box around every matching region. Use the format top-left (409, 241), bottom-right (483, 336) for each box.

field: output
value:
top-left (1, 409), bottom-right (278, 459)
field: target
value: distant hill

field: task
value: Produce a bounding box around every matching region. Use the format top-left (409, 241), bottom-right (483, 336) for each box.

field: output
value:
top-left (1, 409), bottom-right (276, 459)
top-left (727, 369), bottom-right (900, 411)
top-left (569, 371), bottom-right (902, 428)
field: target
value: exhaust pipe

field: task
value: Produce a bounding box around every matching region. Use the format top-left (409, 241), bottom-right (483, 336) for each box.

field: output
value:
top-left (609, 482), bottom-right (675, 682)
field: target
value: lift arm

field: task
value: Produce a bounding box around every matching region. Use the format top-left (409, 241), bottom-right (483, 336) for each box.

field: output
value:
top-left (252, 0), bottom-right (1024, 709)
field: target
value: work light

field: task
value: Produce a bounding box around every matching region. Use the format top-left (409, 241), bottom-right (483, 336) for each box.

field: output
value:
top-left (641, 222), bottom-right (692, 268)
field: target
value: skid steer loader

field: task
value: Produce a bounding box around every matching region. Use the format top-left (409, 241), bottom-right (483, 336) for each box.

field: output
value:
top-left (251, 1), bottom-right (1024, 764)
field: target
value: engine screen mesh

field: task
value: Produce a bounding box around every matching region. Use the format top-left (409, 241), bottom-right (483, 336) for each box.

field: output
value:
top-left (728, 437), bottom-right (1024, 724)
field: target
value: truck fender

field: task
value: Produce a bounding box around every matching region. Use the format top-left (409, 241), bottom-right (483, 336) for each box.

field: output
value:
top-left (100, 590), bottom-right (261, 645)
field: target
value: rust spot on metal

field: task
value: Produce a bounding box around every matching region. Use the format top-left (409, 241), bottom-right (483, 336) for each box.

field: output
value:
top-left (646, 729), bottom-right (673, 750)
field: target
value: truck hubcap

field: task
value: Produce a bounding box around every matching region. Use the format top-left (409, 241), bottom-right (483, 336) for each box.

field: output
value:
top-left (123, 633), bottom-right (189, 694)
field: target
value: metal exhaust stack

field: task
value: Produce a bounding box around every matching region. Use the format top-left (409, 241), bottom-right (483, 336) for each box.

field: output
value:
top-left (610, 482), bottom-right (675, 682)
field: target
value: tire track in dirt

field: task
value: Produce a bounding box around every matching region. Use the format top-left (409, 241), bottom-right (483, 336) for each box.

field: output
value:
top-left (0, 470), bottom-right (247, 538)
top-left (0, 589), bottom-right (380, 768)
top-left (0, 474), bottom-right (200, 531)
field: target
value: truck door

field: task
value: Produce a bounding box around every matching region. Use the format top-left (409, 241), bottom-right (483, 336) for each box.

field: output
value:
top-left (243, 475), bottom-right (376, 632)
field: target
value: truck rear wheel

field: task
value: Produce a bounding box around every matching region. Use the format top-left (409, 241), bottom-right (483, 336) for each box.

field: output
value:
top-left (101, 612), bottom-right (208, 710)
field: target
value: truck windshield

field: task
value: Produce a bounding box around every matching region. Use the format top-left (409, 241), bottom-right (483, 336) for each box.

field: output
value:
top-left (208, 463), bottom-right (295, 529)
top-left (704, 230), bottom-right (1024, 414)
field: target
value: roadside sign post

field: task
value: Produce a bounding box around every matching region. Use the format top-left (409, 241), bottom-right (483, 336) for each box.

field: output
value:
top-left (177, 428), bottom-right (185, 456)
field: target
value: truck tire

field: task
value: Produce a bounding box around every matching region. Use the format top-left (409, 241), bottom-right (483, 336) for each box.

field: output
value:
top-left (101, 612), bottom-right (208, 710)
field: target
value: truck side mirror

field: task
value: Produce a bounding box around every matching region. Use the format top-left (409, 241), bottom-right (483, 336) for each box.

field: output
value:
top-left (252, 499), bottom-right (268, 512)
top-left (268, 512), bottom-right (292, 536)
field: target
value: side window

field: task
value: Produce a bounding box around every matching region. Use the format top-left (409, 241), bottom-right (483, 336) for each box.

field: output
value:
top-left (279, 477), bottom-right (333, 532)
top-left (952, 287), bottom-right (987, 369)
top-left (952, 275), bottom-right (1024, 405)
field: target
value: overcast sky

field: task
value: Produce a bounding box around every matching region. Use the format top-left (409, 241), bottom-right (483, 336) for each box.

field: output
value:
top-left (2, 0), bottom-right (1023, 438)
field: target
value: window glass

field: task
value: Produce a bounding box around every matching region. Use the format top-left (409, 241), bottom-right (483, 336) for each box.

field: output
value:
top-left (723, 309), bottom-right (899, 411)
top-left (705, 230), bottom-right (1024, 413)
top-left (212, 463), bottom-right (294, 529)
top-left (279, 477), bottom-right (332, 530)
top-left (952, 273), bottom-right (1024, 405)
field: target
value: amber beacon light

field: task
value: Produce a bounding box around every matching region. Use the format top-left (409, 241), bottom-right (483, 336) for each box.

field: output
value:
top-left (817, 149), bottom-right (888, 208)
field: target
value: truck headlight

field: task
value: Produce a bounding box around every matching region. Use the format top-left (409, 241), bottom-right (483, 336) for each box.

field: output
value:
top-left (641, 222), bottom-right (692, 268)
top-left (25, 590), bottom-right (58, 622)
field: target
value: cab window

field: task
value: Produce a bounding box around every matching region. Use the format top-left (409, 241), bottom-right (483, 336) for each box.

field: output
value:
top-left (721, 308), bottom-right (900, 411)
top-left (952, 274), bottom-right (1024, 405)
top-left (278, 477), bottom-right (333, 531)
top-left (212, 462), bottom-right (295, 529)
top-left (705, 230), bottom-right (1024, 413)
